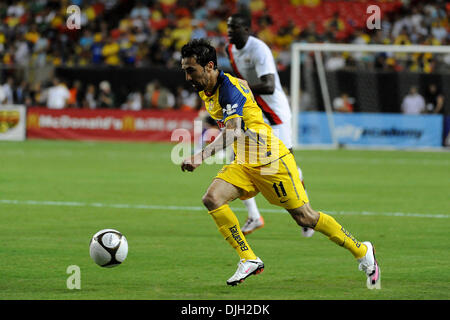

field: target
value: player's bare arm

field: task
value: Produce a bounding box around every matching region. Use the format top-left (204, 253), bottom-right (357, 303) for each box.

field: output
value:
top-left (181, 117), bottom-right (242, 172)
top-left (248, 74), bottom-right (275, 95)
top-left (435, 94), bottom-right (444, 114)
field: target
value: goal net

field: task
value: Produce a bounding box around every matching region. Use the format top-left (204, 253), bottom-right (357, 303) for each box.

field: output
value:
top-left (290, 43), bottom-right (450, 149)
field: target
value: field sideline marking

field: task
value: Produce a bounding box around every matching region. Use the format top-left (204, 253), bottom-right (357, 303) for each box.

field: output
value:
top-left (0, 199), bottom-right (448, 219)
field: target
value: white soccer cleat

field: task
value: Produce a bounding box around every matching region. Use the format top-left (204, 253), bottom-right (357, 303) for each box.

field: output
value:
top-left (301, 227), bottom-right (315, 238)
top-left (226, 257), bottom-right (264, 286)
top-left (358, 241), bottom-right (381, 289)
top-left (241, 217), bottom-right (264, 235)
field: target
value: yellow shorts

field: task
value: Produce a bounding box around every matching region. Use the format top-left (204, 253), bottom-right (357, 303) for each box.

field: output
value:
top-left (215, 153), bottom-right (309, 209)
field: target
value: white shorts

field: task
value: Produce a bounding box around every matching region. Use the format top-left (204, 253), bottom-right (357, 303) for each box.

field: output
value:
top-left (271, 121), bottom-right (293, 150)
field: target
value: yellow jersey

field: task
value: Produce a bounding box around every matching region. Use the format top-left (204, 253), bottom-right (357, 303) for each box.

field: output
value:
top-left (198, 71), bottom-right (290, 166)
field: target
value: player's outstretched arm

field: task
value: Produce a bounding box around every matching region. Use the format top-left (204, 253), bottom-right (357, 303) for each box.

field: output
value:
top-left (181, 117), bottom-right (243, 172)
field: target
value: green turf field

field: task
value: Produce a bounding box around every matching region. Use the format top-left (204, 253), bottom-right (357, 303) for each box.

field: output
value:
top-left (1, 140), bottom-right (449, 300)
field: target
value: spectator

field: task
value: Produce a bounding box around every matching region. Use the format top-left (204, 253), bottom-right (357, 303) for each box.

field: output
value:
top-left (102, 36), bottom-right (121, 66)
top-left (32, 30), bottom-right (50, 67)
top-left (130, 1), bottom-right (151, 20)
top-left (83, 84), bottom-right (97, 109)
top-left (424, 84), bottom-right (445, 114)
top-left (324, 11), bottom-right (346, 33)
top-left (7, 1), bottom-right (25, 18)
top-left (15, 80), bottom-right (29, 104)
top-left (401, 86), bottom-right (426, 114)
top-left (14, 34), bottom-right (30, 67)
top-left (2, 77), bottom-right (15, 104)
top-left (256, 14), bottom-right (276, 44)
top-left (325, 52), bottom-right (346, 71)
top-left (411, 21), bottom-right (428, 43)
top-left (191, 20), bottom-right (208, 40)
top-left (394, 27), bottom-right (412, 46)
top-left (0, 85), bottom-right (6, 104)
top-left (333, 93), bottom-right (355, 113)
top-left (409, 6), bottom-right (424, 32)
top-left (91, 33), bottom-right (104, 65)
top-left (98, 81), bottom-right (115, 108)
top-left (121, 91), bottom-right (142, 111)
top-left (46, 78), bottom-right (70, 109)
top-left (216, 41), bottom-right (232, 71)
top-left (392, 13), bottom-right (413, 39)
top-left (28, 82), bottom-right (44, 106)
top-left (174, 85), bottom-right (200, 111)
top-left (79, 29), bottom-right (94, 50)
top-left (299, 22), bottom-right (320, 43)
top-left (68, 80), bottom-right (82, 108)
top-left (143, 81), bottom-right (174, 109)
top-left (431, 20), bottom-right (447, 43)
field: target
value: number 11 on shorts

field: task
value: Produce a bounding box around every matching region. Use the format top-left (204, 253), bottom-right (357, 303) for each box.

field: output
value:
top-left (272, 181), bottom-right (287, 197)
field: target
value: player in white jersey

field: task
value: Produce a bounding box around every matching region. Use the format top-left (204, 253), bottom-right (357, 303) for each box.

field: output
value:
top-left (226, 13), bottom-right (314, 237)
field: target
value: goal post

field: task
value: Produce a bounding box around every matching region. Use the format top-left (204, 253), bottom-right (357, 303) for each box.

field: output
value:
top-left (290, 43), bottom-right (450, 149)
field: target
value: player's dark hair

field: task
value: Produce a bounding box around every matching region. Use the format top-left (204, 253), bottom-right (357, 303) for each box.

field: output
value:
top-left (181, 38), bottom-right (217, 69)
top-left (230, 13), bottom-right (251, 28)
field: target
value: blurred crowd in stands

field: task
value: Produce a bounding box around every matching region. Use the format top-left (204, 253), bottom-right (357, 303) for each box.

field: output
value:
top-left (0, 0), bottom-right (449, 110)
top-left (0, 75), bottom-right (203, 111)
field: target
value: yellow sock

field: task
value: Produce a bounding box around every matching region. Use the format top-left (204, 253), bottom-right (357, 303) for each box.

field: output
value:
top-left (209, 204), bottom-right (257, 261)
top-left (314, 212), bottom-right (367, 259)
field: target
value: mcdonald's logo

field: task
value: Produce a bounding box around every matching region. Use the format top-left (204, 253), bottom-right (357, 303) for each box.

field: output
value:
top-left (27, 113), bottom-right (40, 129)
top-left (122, 116), bottom-right (135, 132)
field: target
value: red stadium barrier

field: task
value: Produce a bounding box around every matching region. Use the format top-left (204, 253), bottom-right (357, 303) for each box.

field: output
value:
top-left (26, 107), bottom-right (199, 142)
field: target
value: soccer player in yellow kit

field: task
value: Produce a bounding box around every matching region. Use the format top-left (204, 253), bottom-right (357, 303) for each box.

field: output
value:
top-left (180, 39), bottom-right (381, 289)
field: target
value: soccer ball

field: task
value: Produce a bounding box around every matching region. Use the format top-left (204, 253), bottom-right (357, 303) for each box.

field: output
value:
top-left (89, 229), bottom-right (128, 267)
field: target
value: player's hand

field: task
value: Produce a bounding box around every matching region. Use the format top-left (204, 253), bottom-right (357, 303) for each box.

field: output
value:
top-left (181, 153), bottom-right (202, 172)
